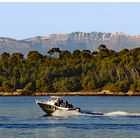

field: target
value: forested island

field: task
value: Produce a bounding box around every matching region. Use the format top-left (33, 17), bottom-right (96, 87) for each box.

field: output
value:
top-left (1, 44), bottom-right (140, 96)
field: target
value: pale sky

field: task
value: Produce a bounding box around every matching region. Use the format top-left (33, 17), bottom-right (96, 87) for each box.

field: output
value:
top-left (0, 2), bottom-right (140, 39)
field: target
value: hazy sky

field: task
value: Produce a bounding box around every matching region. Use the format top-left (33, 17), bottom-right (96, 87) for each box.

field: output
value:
top-left (0, 2), bottom-right (140, 39)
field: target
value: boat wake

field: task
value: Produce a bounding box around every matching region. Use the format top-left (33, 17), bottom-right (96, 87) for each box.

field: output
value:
top-left (81, 111), bottom-right (140, 117)
top-left (104, 111), bottom-right (140, 117)
top-left (46, 110), bottom-right (140, 117)
top-left (51, 110), bottom-right (81, 116)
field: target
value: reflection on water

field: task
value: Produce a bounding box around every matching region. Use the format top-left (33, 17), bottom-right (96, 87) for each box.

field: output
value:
top-left (0, 96), bottom-right (140, 137)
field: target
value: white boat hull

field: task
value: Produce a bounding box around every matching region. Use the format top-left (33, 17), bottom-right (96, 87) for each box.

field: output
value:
top-left (36, 100), bottom-right (80, 115)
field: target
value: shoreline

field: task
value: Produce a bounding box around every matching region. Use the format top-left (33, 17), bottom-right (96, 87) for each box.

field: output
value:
top-left (0, 90), bottom-right (140, 96)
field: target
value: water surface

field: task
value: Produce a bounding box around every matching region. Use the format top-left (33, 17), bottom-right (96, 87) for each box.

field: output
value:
top-left (0, 96), bottom-right (140, 138)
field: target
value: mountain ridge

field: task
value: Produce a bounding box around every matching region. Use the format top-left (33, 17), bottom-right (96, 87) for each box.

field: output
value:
top-left (1, 31), bottom-right (140, 55)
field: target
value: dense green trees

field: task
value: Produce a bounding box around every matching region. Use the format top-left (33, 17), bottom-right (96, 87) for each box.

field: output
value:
top-left (1, 45), bottom-right (140, 94)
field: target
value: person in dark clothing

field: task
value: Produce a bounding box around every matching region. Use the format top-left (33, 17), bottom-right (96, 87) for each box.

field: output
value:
top-left (60, 99), bottom-right (63, 105)
top-left (57, 99), bottom-right (61, 106)
top-left (66, 101), bottom-right (68, 105)
top-left (65, 101), bottom-right (68, 108)
top-left (69, 104), bottom-right (73, 108)
top-left (54, 98), bottom-right (61, 107)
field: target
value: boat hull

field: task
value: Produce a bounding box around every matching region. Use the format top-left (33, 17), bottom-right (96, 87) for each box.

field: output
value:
top-left (37, 103), bottom-right (56, 114)
top-left (37, 102), bottom-right (80, 115)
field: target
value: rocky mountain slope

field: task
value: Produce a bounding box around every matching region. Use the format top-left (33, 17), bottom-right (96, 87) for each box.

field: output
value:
top-left (1, 31), bottom-right (140, 55)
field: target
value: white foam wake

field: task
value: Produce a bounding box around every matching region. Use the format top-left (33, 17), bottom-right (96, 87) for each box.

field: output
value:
top-left (104, 111), bottom-right (140, 117)
top-left (52, 110), bottom-right (81, 117)
top-left (51, 110), bottom-right (140, 117)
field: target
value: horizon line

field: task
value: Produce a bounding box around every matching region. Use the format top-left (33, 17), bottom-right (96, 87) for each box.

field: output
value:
top-left (1, 30), bottom-right (140, 40)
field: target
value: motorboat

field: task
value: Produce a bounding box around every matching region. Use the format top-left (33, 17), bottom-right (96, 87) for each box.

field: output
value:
top-left (35, 96), bottom-right (81, 115)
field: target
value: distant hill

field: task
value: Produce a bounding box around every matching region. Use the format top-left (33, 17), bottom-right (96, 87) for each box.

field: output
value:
top-left (1, 31), bottom-right (140, 55)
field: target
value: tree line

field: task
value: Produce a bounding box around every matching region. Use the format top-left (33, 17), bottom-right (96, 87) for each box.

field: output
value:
top-left (0, 44), bottom-right (140, 94)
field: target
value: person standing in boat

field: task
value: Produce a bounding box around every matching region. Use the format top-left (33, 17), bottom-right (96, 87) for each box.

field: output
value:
top-left (64, 101), bottom-right (69, 108)
top-left (55, 98), bottom-right (64, 107)
top-left (54, 98), bottom-right (60, 106)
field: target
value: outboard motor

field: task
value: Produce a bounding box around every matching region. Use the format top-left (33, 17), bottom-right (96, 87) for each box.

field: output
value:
top-left (76, 108), bottom-right (81, 112)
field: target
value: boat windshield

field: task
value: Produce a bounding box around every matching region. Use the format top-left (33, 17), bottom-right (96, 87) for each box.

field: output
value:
top-left (50, 96), bottom-right (63, 101)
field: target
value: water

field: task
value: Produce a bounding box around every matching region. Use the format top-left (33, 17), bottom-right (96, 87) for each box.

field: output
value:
top-left (0, 96), bottom-right (140, 138)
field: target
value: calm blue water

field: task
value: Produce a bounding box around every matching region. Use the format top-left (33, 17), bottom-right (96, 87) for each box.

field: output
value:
top-left (0, 96), bottom-right (140, 138)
